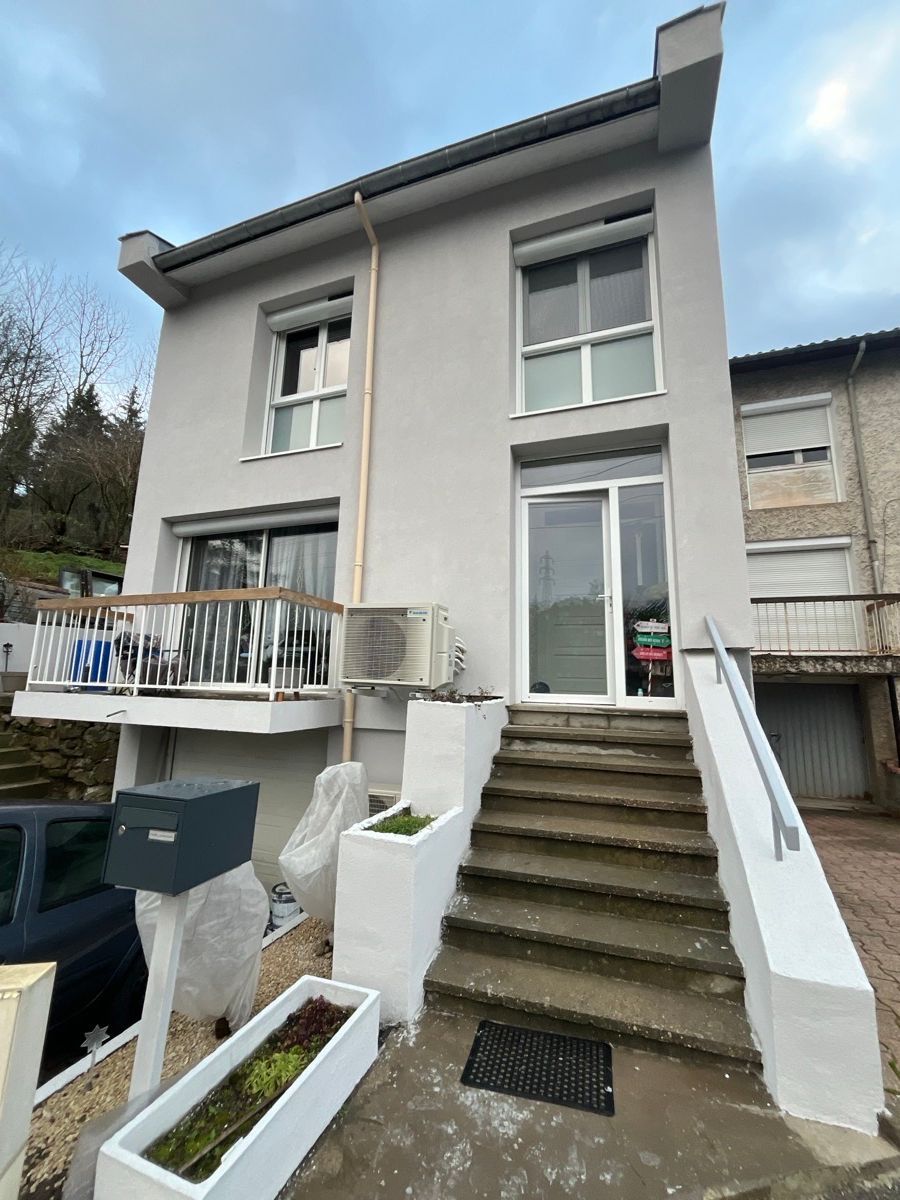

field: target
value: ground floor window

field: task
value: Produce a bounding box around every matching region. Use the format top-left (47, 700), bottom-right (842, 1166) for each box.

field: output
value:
top-left (182, 523), bottom-right (338, 687)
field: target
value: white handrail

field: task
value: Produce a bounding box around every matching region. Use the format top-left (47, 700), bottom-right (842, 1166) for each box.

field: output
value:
top-left (705, 614), bottom-right (801, 861)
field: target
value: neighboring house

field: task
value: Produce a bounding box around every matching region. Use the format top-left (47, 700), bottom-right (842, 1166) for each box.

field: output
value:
top-left (731, 330), bottom-right (900, 810)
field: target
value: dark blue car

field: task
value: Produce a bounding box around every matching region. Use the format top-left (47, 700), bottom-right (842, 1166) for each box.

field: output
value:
top-left (0, 801), bottom-right (146, 1051)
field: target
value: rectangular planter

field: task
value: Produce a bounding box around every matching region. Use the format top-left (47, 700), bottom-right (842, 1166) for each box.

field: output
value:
top-left (95, 976), bottom-right (379, 1200)
top-left (400, 696), bottom-right (507, 819)
top-left (332, 805), bottom-right (468, 1022)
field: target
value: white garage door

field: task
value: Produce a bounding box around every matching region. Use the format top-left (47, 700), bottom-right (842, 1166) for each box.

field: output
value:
top-left (747, 545), bottom-right (858, 650)
top-left (754, 683), bottom-right (868, 800)
top-left (172, 729), bottom-right (329, 893)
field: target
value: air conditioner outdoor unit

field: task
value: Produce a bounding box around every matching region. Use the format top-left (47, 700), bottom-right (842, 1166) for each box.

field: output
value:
top-left (340, 603), bottom-right (456, 688)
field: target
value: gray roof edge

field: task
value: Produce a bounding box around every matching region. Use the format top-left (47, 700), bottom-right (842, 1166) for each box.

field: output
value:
top-left (730, 328), bottom-right (900, 373)
top-left (153, 77), bottom-right (660, 275)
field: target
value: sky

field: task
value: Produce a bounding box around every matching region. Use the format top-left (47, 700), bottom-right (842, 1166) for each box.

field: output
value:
top-left (1, 0), bottom-right (898, 359)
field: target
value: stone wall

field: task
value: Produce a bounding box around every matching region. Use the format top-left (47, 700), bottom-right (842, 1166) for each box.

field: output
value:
top-left (2, 714), bottom-right (119, 803)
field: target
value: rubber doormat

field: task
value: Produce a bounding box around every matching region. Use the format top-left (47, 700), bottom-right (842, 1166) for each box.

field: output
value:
top-left (460, 1020), bottom-right (614, 1115)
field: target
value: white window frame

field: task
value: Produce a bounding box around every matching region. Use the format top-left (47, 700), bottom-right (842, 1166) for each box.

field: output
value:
top-left (263, 318), bottom-right (349, 456)
top-left (740, 394), bottom-right (841, 508)
top-left (515, 441), bottom-right (680, 709)
top-left (513, 234), bottom-right (664, 417)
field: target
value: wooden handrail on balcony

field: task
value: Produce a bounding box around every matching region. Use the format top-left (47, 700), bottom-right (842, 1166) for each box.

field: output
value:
top-left (35, 587), bottom-right (344, 614)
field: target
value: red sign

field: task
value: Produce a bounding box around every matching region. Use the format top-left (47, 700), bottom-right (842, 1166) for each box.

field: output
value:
top-left (631, 645), bottom-right (672, 662)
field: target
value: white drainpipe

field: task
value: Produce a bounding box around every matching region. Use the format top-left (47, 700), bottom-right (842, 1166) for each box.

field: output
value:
top-left (342, 192), bottom-right (380, 762)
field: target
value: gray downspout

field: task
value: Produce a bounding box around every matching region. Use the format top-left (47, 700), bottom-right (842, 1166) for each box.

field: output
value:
top-left (846, 339), bottom-right (900, 765)
top-left (846, 338), bottom-right (882, 590)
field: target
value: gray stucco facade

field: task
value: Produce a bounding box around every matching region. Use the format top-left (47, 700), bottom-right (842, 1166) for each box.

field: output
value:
top-left (98, 7), bottom-right (759, 860)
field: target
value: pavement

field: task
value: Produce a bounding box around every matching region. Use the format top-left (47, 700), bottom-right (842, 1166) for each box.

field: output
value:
top-left (281, 1007), bottom-right (898, 1200)
top-left (804, 811), bottom-right (900, 1094)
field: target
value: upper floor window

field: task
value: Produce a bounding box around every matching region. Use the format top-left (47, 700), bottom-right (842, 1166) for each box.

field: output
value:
top-left (519, 236), bottom-right (659, 413)
top-left (741, 397), bottom-right (837, 509)
top-left (264, 295), bottom-right (352, 455)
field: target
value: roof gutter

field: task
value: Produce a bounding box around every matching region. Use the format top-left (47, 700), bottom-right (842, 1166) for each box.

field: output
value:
top-left (153, 78), bottom-right (659, 276)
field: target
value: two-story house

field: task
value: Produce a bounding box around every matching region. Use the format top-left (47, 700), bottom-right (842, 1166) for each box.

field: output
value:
top-left (19, 6), bottom-right (752, 887)
top-left (731, 330), bottom-right (900, 811)
top-left (14, 6), bottom-right (886, 1130)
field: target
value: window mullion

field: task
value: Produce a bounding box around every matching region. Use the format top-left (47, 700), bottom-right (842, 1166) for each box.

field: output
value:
top-left (581, 343), bottom-right (591, 406)
top-left (310, 397), bottom-right (321, 448)
top-left (315, 321), bottom-right (327, 392)
top-left (577, 256), bottom-right (590, 334)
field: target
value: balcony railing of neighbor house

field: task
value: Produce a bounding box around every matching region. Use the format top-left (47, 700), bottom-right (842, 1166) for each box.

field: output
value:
top-left (26, 587), bottom-right (343, 700)
top-left (751, 594), bottom-right (900, 655)
top-left (706, 614), bottom-right (800, 861)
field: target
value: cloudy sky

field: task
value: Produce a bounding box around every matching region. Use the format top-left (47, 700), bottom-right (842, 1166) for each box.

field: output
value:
top-left (1, 0), bottom-right (897, 357)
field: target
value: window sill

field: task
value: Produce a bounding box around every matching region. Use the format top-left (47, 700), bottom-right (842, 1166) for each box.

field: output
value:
top-left (510, 389), bottom-right (667, 419)
top-left (240, 443), bottom-right (343, 463)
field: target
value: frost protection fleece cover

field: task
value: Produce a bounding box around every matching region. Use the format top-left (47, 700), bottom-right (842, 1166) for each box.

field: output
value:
top-left (279, 762), bottom-right (368, 927)
top-left (136, 862), bottom-right (269, 1030)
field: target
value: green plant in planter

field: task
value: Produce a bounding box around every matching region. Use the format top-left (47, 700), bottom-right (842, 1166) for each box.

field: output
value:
top-left (370, 811), bottom-right (435, 836)
top-left (244, 1047), bottom-right (310, 1101)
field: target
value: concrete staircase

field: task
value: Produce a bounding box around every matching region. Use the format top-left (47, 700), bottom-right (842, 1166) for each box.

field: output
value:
top-left (425, 703), bottom-right (760, 1069)
top-left (0, 699), bottom-right (52, 799)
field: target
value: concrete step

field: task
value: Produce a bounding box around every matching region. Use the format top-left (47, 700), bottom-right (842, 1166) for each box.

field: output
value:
top-left (425, 945), bottom-right (760, 1067)
top-left (501, 724), bottom-right (693, 762)
top-left (0, 778), bottom-right (52, 799)
top-left (443, 893), bottom-right (744, 999)
top-left (507, 704), bottom-right (689, 736)
top-left (472, 809), bottom-right (718, 876)
top-left (0, 759), bottom-right (41, 784)
top-left (491, 750), bottom-right (701, 796)
top-left (482, 779), bottom-right (707, 830)
top-left (0, 731), bottom-right (17, 750)
top-left (459, 847), bottom-right (729, 930)
top-left (0, 745), bottom-right (31, 764)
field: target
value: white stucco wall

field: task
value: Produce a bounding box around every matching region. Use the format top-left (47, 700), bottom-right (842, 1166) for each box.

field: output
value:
top-left (0, 623), bottom-right (35, 674)
top-left (401, 698), bottom-right (507, 819)
top-left (332, 805), bottom-right (468, 1022)
top-left (683, 651), bottom-right (884, 1132)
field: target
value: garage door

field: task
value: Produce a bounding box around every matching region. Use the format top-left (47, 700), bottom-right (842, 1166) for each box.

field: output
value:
top-left (754, 682), bottom-right (868, 800)
top-left (172, 729), bottom-right (329, 893)
top-left (747, 545), bottom-right (859, 650)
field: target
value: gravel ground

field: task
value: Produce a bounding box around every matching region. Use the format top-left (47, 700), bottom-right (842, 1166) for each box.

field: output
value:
top-left (22, 917), bottom-right (332, 1200)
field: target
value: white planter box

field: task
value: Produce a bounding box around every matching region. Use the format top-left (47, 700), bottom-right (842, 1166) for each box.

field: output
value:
top-left (95, 976), bottom-right (379, 1200)
top-left (401, 696), bottom-right (507, 818)
top-left (332, 806), bottom-right (468, 1022)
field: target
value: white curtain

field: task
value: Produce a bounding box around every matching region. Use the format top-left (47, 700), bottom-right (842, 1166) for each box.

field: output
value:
top-left (265, 526), bottom-right (337, 599)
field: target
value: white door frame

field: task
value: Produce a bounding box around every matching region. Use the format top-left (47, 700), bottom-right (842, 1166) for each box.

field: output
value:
top-left (517, 452), bottom-right (680, 709)
top-left (521, 492), bottom-right (615, 705)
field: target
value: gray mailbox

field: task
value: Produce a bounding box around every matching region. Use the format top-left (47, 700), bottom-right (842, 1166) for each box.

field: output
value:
top-left (103, 778), bottom-right (259, 895)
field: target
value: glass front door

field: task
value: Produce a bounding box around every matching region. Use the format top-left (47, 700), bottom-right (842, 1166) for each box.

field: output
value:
top-left (520, 447), bottom-right (675, 706)
top-left (525, 496), bottom-right (613, 702)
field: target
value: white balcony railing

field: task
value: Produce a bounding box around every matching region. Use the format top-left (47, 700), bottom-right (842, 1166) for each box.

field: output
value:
top-left (751, 594), bottom-right (900, 655)
top-left (26, 587), bottom-right (342, 699)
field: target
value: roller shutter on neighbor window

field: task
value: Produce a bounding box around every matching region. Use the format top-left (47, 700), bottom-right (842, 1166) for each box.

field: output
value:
top-left (741, 404), bottom-right (831, 455)
top-left (747, 546), bottom-right (859, 651)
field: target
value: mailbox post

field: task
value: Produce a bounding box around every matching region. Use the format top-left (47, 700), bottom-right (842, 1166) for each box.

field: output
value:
top-left (102, 778), bottom-right (259, 1100)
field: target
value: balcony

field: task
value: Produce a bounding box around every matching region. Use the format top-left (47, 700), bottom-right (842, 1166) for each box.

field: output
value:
top-left (751, 594), bottom-right (900, 675)
top-left (13, 587), bottom-right (343, 734)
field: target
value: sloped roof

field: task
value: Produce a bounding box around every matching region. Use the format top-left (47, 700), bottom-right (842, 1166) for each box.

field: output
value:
top-left (730, 328), bottom-right (900, 373)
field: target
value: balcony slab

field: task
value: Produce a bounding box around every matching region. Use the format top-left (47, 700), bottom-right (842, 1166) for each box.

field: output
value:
top-left (11, 690), bottom-right (342, 734)
top-left (752, 653), bottom-right (900, 677)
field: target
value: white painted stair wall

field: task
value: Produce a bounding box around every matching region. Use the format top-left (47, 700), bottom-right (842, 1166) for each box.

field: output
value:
top-left (684, 650), bottom-right (884, 1133)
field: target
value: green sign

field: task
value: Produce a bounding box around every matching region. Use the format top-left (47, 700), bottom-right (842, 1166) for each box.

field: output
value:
top-left (635, 632), bottom-right (671, 648)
